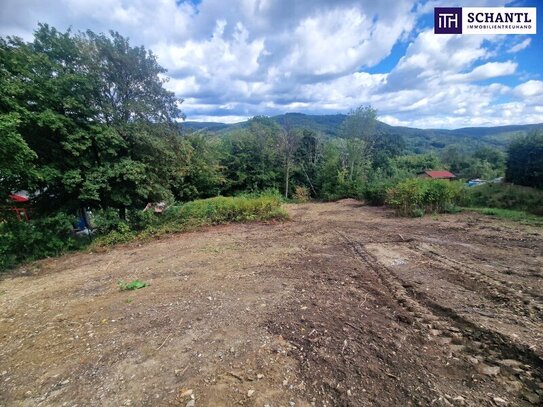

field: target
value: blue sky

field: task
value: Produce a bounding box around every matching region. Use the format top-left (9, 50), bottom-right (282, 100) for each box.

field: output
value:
top-left (1, 0), bottom-right (542, 128)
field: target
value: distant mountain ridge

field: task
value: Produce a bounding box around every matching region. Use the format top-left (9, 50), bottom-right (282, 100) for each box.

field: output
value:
top-left (182, 113), bottom-right (543, 153)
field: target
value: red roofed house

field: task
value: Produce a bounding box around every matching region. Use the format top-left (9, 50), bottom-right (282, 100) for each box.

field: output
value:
top-left (418, 170), bottom-right (456, 181)
top-left (2, 193), bottom-right (31, 221)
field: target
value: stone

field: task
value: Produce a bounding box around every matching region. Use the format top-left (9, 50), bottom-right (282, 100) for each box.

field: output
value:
top-left (186, 400), bottom-right (195, 407)
top-left (493, 397), bottom-right (507, 406)
top-left (180, 389), bottom-right (193, 397)
top-left (475, 363), bottom-right (500, 376)
top-left (468, 356), bottom-right (479, 365)
top-left (521, 391), bottom-right (540, 405)
top-left (247, 389), bottom-right (255, 397)
top-left (452, 396), bottom-right (465, 405)
top-left (498, 359), bottom-right (522, 367)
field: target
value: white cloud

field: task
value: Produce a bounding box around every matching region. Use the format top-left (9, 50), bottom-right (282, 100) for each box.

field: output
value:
top-left (0, 0), bottom-right (541, 128)
top-left (449, 61), bottom-right (517, 82)
top-left (508, 38), bottom-right (531, 53)
top-left (514, 80), bottom-right (543, 98)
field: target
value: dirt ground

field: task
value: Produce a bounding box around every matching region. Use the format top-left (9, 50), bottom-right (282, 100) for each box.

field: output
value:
top-left (1, 200), bottom-right (542, 407)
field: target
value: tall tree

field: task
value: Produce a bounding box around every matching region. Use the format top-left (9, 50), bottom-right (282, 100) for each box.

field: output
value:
top-left (278, 124), bottom-right (302, 198)
top-left (506, 131), bottom-right (543, 188)
top-left (0, 25), bottom-right (185, 216)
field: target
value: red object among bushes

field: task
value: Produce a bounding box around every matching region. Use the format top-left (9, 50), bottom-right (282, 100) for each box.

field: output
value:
top-left (4, 194), bottom-right (31, 221)
top-left (422, 170), bottom-right (456, 180)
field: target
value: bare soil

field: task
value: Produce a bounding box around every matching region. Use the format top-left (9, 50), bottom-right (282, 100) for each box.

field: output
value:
top-left (1, 200), bottom-right (542, 407)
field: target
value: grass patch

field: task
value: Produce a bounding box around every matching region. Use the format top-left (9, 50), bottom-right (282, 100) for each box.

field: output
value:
top-left (92, 193), bottom-right (287, 248)
top-left (463, 207), bottom-right (543, 226)
top-left (466, 183), bottom-right (543, 215)
top-left (118, 279), bottom-right (148, 291)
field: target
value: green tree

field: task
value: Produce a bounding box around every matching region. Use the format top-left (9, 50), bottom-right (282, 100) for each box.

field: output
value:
top-left (506, 131), bottom-right (543, 188)
top-left (0, 25), bottom-right (184, 216)
top-left (220, 117), bottom-right (282, 193)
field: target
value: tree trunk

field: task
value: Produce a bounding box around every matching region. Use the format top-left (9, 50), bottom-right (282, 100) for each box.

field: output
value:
top-left (284, 160), bottom-right (290, 198)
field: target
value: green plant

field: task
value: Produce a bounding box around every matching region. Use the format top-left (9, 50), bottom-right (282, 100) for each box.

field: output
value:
top-left (386, 178), bottom-right (466, 217)
top-left (466, 183), bottom-right (543, 215)
top-left (118, 279), bottom-right (148, 291)
top-left (0, 213), bottom-right (78, 271)
top-left (464, 207), bottom-right (543, 225)
top-left (292, 186), bottom-right (310, 202)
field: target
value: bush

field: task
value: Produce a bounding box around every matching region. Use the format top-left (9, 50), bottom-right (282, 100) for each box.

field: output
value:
top-left (506, 131), bottom-right (543, 189)
top-left (386, 178), bottom-right (465, 217)
top-left (466, 183), bottom-right (543, 215)
top-left (0, 213), bottom-right (78, 271)
top-left (292, 186), bottom-right (310, 202)
top-left (1, 194), bottom-right (288, 270)
top-left (361, 179), bottom-right (397, 206)
top-left (92, 194), bottom-right (287, 247)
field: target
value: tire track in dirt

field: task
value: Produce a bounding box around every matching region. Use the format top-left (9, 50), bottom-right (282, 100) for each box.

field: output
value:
top-left (337, 231), bottom-right (543, 406)
top-left (411, 242), bottom-right (543, 318)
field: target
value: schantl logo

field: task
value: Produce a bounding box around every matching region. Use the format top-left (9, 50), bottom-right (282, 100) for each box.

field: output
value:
top-left (435, 7), bottom-right (463, 34)
top-left (434, 7), bottom-right (536, 35)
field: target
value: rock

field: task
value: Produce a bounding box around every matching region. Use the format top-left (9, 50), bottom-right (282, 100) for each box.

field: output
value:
top-left (179, 389), bottom-right (193, 397)
top-left (493, 397), bottom-right (507, 406)
top-left (450, 345), bottom-right (465, 354)
top-left (452, 395), bottom-right (465, 404)
top-left (247, 389), bottom-right (255, 397)
top-left (186, 400), bottom-right (195, 407)
top-left (521, 391), bottom-right (540, 404)
top-left (430, 329), bottom-right (441, 336)
top-left (436, 337), bottom-right (452, 345)
top-left (475, 363), bottom-right (500, 376)
top-left (498, 359), bottom-right (522, 367)
top-left (504, 379), bottom-right (523, 393)
top-left (257, 374), bottom-right (264, 379)
top-left (467, 356), bottom-right (479, 365)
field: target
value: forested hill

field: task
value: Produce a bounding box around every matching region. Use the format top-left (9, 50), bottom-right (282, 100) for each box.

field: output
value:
top-left (182, 113), bottom-right (543, 153)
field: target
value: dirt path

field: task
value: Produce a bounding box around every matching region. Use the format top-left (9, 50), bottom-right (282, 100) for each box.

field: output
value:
top-left (1, 201), bottom-right (542, 406)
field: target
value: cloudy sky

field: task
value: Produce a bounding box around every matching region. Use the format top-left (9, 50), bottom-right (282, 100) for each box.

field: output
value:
top-left (1, 0), bottom-right (542, 128)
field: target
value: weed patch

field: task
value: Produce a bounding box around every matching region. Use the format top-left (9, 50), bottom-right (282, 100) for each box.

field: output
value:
top-left (118, 279), bottom-right (148, 291)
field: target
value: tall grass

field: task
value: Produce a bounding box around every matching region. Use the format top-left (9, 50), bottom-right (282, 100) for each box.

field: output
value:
top-left (386, 179), bottom-right (465, 217)
top-left (466, 183), bottom-right (543, 215)
top-left (92, 193), bottom-right (287, 247)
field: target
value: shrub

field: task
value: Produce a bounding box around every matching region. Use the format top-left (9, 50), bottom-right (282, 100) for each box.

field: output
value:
top-left (1, 194), bottom-right (288, 270)
top-left (92, 194), bottom-right (287, 248)
top-left (361, 180), bottom-right (397, 206)
top-left (386, 178), bottom-right (465, 217)
top-left (92, 208), bottom-right (127, 233)
top-left (292, 186), bottom-right (310, 202)
top-left (0, 213), bottom-right (78, 271)
top-left (466, 183), bottom-right (543, 215)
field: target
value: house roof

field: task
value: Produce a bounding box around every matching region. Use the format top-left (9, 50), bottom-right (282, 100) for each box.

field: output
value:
top-left (425, 170), bottom-right (456, 179)
top-left (9, 194), bottom-right (29, 202)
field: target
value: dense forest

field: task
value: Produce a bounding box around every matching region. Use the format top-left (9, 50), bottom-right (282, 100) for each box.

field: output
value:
top-left (1, 25), bottom-right (543, 269)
